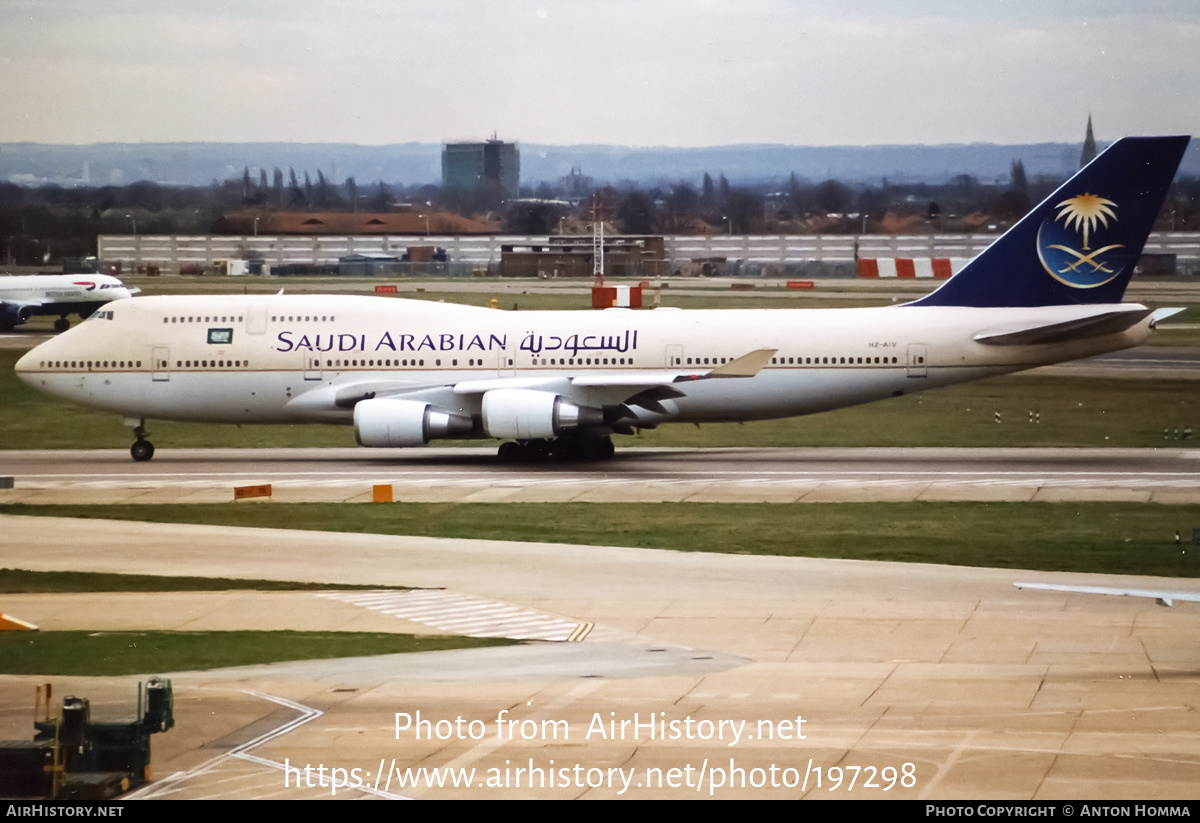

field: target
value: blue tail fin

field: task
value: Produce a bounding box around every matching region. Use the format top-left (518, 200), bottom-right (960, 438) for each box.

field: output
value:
top-left (912, 135), bottom-right (1189, 308)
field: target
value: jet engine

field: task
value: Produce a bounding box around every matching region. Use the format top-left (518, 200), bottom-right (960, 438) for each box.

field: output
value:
top-left (0, 303), bottom-right (35, 329)
top-left (353, 398), bottom-right (473, 447)
top-left (481, 389), bottom-right (604, 439)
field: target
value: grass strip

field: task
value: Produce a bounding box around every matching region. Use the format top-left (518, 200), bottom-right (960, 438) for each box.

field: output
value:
top-left (0, 630), bottom-right (516, 676)
top-left (0, 568), bottom-right (406, 594)
top-left (3, 501), bottom-right (1198, 578)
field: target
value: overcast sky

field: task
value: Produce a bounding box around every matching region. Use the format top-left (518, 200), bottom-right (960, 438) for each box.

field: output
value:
top-left (2, 0), bottom-right (1198, 147)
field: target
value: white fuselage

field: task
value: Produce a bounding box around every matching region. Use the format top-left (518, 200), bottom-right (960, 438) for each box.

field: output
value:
top-left (14, 293), bottom-right (1153, 435)
top-left (0, 274), bottom-right (134, 309)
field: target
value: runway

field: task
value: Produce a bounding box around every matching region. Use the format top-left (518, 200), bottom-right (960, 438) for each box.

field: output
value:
top-left (2, 446), bottom-right (1198, 503)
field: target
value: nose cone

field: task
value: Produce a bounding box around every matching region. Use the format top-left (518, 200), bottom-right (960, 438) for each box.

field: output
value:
top-left (15, 334), bottom-right (66, 389)
top-left (14, 330), bottom-right (100, 408)
top-left (14, 347), bottom-right (38, 386)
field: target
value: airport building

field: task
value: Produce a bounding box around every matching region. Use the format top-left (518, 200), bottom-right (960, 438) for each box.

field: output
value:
top-left (442, 137), bottom-right (520, 199)
top-left (499, 235), bottom-right (668, 278)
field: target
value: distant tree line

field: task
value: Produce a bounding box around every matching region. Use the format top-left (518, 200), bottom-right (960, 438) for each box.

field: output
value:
top-left (506, 161), bottom-right (1200, 238)
top-left (3, 162), bottom-right (1199, 266)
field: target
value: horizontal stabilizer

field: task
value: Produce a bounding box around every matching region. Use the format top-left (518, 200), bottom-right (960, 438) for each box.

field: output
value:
top-left (1149, 307), bottom-right (1186, 328)
top-left (974, 308), bottom-right (1151, 346)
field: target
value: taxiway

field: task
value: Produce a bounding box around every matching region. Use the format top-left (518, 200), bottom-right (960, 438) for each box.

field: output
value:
top-left (2, 446), bottom-right (1198, 504)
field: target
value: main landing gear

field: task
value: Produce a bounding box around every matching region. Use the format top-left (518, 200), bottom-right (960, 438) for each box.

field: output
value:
top-left (130, 421), bottom-right (155, 462)
top-left (53, 316), bottom-right (70, 333)
top-left (497, 435), bottom-right (616, 464)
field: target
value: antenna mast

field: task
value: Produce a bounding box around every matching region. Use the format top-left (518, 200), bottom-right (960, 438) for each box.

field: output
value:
top-left (591, 194), bottom-right (604, 285)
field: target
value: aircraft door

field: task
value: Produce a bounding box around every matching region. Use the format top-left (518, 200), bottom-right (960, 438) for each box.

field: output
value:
top-left (499, 339), bottom-right (515, 376)
top-left (304, 353), bottom-right (322, 381)
top-left (152, 346), bottom-right (170, 382)
top-left (906, 343), bottom-right (928, 378)
top-left (247, 298), bottom-right (268, 335)
top-left (665, 343), bottom-right (683, 367)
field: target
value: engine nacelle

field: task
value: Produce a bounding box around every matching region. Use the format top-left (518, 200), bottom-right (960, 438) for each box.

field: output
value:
top-left (0, 303), bottom-right (35, 327)
top-left (353, 398), bottom-right (472, 448)
top-left (481, 389), bottom-right (604, 440)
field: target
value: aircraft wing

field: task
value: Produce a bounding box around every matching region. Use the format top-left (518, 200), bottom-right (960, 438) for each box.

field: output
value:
top-left (1015, 581), bottom-right (1200, 608)
top-left (455, 348), bottom-right (776, 404)
top-left (289, 349), bottom-right (777, 417)
top-left (671, 348), bottom-right (778, 380)
top-left (567, 348), bottom-right (777, 386)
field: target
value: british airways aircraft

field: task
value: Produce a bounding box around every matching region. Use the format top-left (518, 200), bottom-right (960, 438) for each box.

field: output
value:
top-left (13, 136), bottom-right (1189, 463)
top-left (0, 273), bottom-right (137, 332)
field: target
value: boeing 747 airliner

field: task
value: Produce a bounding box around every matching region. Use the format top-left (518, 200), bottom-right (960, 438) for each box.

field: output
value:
top-left (14, 136), bottom-right (1190, 462)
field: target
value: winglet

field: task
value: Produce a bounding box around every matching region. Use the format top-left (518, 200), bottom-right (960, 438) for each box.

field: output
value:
top-left (706, 348), bottom-right (777, 378)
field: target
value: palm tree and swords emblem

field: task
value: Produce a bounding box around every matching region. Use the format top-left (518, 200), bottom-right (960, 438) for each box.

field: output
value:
top-left (1036, 192), bottom-right (1127, 288)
